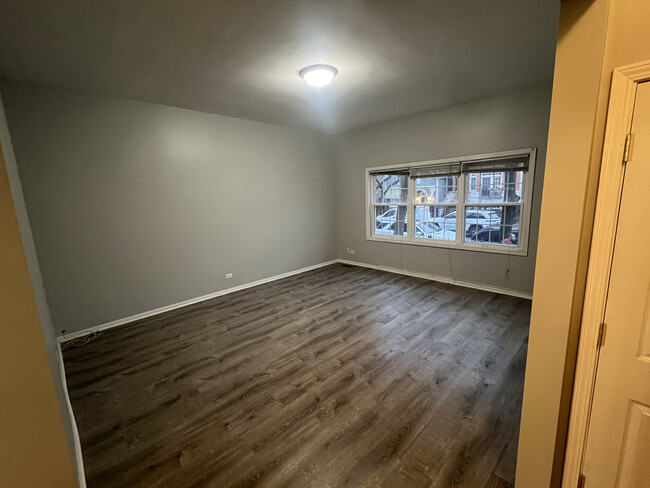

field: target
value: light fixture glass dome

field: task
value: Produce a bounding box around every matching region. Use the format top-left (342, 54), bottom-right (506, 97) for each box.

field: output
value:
top-left (299, 64), bottom-right (337, 87)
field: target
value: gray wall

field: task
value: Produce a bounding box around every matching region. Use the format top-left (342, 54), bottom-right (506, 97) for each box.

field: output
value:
top-left (1, 81), bottom-right (336, 335)
top-left (2, 81), bottom-right (551, 338)
top-left (334, 85), bottom-right (552, 294)
top-left (0, 91), bottom-right (81, 480)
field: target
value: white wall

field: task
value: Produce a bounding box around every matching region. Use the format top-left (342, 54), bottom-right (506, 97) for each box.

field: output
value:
top-left (334, 85), bottom-right (552, 294)
top-left (1, 81), bottom-right (336, 335)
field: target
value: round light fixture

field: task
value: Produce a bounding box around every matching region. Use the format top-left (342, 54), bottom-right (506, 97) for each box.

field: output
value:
top-left (299, 64), bottom-right (337, 87)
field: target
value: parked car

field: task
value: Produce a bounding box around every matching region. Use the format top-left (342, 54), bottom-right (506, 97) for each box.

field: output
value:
top-left (433, 209), bottom-right (502, 236)
top-left (415, 222), bottom-right (456, 241)
top-left (376, 221), bottom-right (456, 241)
top-left (375, 221), bottom-right (408, 237)
top-left (468, 226), bottom-right (519, 245)
top-left (375, 207), bottom-right (399, 227)
top-left (375, 207), bottom-right (430, 227)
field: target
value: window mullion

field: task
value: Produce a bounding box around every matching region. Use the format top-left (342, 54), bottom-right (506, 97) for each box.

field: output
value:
top-left (407, 177), bottom-right (415, 238)
top-left (368, 173), bottom-right (374, 238)
top-left (457, 174), bottom-right (465, 243)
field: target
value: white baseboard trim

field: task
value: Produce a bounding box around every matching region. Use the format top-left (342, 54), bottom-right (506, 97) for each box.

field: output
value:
top-left (337, 259), bottom-right (533, 300)
top-left (55, 344), bottom-right (87, 488)
top-left (58, 260), bottom-right (338, 343)
top-left (59, 257), bottom-right (531, 343)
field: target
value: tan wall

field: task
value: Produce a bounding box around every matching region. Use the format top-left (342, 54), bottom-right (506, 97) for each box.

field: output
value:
top-left (517, 0), bottom-right (650, 486)
top-left (605, 0), bottom-right (650, 69)
top-left (0, 140), bottom-right (76, 486)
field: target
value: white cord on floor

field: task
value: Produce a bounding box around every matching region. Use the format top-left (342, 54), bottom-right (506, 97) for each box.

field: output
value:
top-left (61, 331), bottom-right (102, 351)
top-left (447, 249), bottom-right (456, 283)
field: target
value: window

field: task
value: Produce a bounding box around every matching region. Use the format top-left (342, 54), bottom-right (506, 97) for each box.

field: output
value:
top-left (413, 175), bottom-right (457, 242)
top-left (366, 149), bottom-right (535, 255)
top-left (371, 172), bottom-right (409, 237)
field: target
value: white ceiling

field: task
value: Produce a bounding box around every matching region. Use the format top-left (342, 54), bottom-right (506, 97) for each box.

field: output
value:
top-left (0, 1), bottom-right (560, 134)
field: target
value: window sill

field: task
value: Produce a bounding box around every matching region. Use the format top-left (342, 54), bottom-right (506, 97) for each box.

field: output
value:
top-left (366, 235), bottom-right (528, 256)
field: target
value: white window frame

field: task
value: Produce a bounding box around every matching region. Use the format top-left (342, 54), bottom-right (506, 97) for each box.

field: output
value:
top-left (365, 148), bottom-right (536, 256)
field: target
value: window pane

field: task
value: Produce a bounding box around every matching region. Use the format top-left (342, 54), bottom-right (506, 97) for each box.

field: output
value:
top-left (414, 176), bottom-right (458, 204)
top-left (464, 205), bottom-right (520, 245)
top-left (374, 174), bottom-right (408, 204)
top-left (465, 171), bottom-right (523, 204)
top-left (414, 205), bottom-right (456, 241)
top-left (469, 174), bottom-right (477, 192)
top-left (374, 205), bottom-right (407, 237)
top-left (467, 225), bottom-right (519, 246)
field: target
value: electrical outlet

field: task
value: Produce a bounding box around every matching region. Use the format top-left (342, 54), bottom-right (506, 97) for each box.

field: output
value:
top-left (346, 248), bottom-right (350, 254)
top-left (225, 273), bottom-right (233, 279)
top-left (350, 249), bottom-right (356, 255)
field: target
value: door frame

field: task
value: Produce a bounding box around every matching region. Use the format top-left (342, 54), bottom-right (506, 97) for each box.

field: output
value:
top-left (562, 60), bottom-right (650, 487)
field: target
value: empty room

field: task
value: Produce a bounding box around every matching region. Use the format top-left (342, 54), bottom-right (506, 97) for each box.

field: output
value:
top-left (3, 1), bottom-right (650, 488)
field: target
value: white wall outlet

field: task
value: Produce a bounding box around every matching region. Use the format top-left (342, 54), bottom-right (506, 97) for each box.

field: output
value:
top-left (346, 248), bottom-right (350, 254)
top-left (225, 273), bottom-right (233, 279)
top-left (350, 249), bottom-right (356, 255)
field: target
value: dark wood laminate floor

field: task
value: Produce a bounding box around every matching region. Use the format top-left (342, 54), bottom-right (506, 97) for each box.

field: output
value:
top-left (63, 264), bottom-right (529, 488)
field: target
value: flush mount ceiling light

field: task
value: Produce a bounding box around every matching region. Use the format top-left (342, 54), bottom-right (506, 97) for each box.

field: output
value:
top-left (299, 64), bottom-right (337, 87)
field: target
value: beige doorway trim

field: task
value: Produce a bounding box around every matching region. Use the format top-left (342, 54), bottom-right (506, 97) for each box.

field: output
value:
top-left (562, 59), bottom-right (650, 488)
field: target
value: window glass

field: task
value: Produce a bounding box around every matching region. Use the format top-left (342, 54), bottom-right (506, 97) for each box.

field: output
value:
top-left (412, 175), bottom-right (457, 241)
top-left (465, 171), bottom-right (523, 204)
top-left (373, 174), bottom-right (408, 204)
top-left (373, 205), bottom-right (407, 237)
top-left (463, 205), bottom-right (520, 246)
top-left (414, 206), bottom-right (456, 241)
top-left (414, 176), bottom-right (458, 204)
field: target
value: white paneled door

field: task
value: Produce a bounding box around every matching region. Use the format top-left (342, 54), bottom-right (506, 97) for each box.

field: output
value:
top-left (582, 81), bottom-right (650, 487)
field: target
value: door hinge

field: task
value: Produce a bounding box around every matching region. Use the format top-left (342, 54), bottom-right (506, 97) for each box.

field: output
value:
top-left (597, 322), bottom-right (607, 349)
top-left (577, 473), bottom-right (586, 488)
top-left (623, 133), bottom-right (632, 164)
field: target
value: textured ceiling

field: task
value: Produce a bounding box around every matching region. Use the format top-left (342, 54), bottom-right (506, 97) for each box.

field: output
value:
top-left (0, 0), bottom-right (559, 133)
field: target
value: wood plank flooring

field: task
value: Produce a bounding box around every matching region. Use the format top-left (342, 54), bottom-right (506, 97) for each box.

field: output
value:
top-left (63, 264), bottom-right (530, 488)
